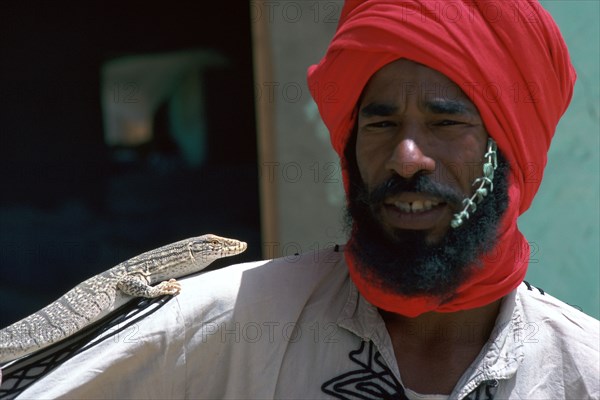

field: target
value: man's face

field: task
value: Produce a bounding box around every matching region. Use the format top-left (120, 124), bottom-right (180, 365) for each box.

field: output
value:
top-left (356, 59), bottom-right (488, 243)
top-left (346, 59), bottom-right (509, 299)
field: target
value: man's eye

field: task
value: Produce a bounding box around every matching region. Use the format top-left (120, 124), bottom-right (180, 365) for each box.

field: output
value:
top-left (435, 120), bottom-right (462, 126)
top-left (367, 121), bottom-right (395, 128)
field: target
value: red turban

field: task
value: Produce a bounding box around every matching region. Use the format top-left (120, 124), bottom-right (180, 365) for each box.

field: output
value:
top-left (307, 0), bottom-right (576, 316)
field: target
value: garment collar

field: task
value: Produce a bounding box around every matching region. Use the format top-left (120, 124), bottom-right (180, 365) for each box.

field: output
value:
top-left (337, 278), bottom-right (526, 395)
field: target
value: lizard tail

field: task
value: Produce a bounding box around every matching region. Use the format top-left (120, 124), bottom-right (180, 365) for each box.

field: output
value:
top-left (0, 284), bottom-right (117, 364)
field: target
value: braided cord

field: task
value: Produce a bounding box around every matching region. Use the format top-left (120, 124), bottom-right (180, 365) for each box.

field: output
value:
top-left (451, 138), bottom-right (498, 229)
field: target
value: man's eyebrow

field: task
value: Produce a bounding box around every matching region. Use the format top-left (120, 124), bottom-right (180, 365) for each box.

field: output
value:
top-left (360, 102), bottom-right (398, 118)
top-left (425, 99), bottom-right (474, 115)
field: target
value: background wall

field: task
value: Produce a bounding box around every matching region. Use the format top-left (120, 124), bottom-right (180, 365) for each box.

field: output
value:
top-left (260, 1), bottom-right (347, 259)
top-left (519, 0), bottom-right (599, 318)
top-left (264, 0), bottom-right (599, 318)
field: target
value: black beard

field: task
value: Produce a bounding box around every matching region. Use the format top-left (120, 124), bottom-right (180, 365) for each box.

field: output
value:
top-left (344, 130), bottom-right (510, 301)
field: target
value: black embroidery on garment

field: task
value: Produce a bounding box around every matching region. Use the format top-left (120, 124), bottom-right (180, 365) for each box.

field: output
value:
top-left (321, 340), bottom-right (409, 400)
top-left (463, 380), bottom-right (498, 400)
top-left (321, 341), bottom-right (500, 400)
top-left (523, 280), bottom-right (545, 295)
top-left (0, 296), bottom-right (172, 400)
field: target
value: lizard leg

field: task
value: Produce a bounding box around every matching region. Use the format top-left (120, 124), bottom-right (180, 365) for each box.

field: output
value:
top-left (117, 275), bottom-right (181, 298)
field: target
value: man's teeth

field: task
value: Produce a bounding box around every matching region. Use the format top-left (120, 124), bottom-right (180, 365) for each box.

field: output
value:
top-left (393, 200), bottom-right (441, 213)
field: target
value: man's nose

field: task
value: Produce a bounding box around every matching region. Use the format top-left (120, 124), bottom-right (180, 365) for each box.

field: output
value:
top-left (385, 135), bottom-right (436, 179)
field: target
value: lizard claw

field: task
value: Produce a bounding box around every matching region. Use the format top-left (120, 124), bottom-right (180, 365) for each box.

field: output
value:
top-left (154, 278), bottom-right (181, 296)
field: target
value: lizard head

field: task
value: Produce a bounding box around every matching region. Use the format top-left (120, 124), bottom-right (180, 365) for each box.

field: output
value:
top-left (188, 234), bottom-right (247, 263)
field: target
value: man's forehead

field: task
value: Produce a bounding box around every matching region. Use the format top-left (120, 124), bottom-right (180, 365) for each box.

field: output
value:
top-left (363, 59), bottom-right (470, 100)
top-left (359, 59), bottom-right (479, 115)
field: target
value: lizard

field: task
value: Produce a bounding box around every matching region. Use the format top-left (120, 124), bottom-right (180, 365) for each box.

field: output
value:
top-left (0, 234), bottom-right (246, 366)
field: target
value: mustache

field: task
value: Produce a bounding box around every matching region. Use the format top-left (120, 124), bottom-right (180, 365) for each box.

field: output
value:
top-left (360, 173), bottom-right (465, 208)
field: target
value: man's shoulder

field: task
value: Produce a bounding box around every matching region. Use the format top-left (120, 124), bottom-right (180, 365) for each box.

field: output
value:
top-left (12, 246), bottom-right (350, 399)
top-left (516, 281), bottom-right (599, 351)
top-left (181, 244), bottom-right (347, 293)
top-left (507, 282), bottom-right (600, 397)
top-left (171, 245), bottom-right (353, 399)
top-left (176, 244), bottom-right (349, 323)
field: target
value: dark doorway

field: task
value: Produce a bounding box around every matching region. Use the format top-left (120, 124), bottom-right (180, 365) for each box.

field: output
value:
top-left (0, 2), bottom-right (261, 326)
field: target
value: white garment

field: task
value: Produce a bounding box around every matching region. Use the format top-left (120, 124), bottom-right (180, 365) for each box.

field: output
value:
top-left (404, 387), bottom-right (449, 400)
top-left (17, 246), bottom-right (600, 399)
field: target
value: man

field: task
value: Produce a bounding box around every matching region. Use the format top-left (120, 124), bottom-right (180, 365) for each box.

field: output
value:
top-left (13, 0), bottom-right (600, 399)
